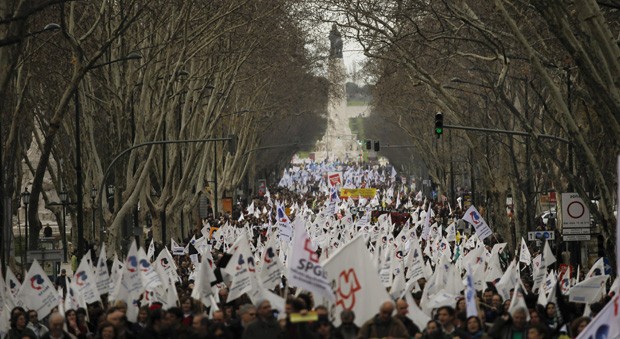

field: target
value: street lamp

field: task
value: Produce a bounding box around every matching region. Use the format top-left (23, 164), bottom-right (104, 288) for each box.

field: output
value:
top-left (20, 188), bottom-right (30, 265)
top-left (91, 185), bottom-right (97, 241)
top-left (0, 22), bottom-right (60, 47)
top-left (74, 52), bottom-right (142, 261)
top-left (59, 188), bottom-right (68, 263)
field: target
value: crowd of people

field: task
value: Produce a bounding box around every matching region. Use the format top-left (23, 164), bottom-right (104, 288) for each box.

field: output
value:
top-left (2, 161), bottom-right (616, 339)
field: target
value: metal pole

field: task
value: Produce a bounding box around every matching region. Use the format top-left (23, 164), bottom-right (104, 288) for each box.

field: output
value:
top-left (449, 130), bottom-right (455, 208)
top-left (74, 90), bottom-right (85, 260)
top-left (62, 203), bottom-right (67, 262)
top-left (161, 121), bottom-right (167, 244)
top-left (91, 195), bottom-right (96, 241)
top-left (18, 210), bottom-right (24, 266)
top-left (24, 203), bottom-right (28, 253)
top-left (443, 125), bottom-right (570, 144)
top-left (470, 148), bottom-right (475, 206)
top-left (214, 143), bottom-right (218, 218)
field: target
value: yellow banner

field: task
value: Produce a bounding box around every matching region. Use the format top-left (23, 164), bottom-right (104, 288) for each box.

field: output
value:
top-left (339, 188), bottom-right (377, 199)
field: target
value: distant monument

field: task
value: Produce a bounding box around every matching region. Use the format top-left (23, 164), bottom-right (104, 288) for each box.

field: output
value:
top-left (329, 24), bottom-right (343, 58)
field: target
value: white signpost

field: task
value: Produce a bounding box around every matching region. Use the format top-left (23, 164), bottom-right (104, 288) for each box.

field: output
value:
top-left (561, 193), bottom-right (591, 241)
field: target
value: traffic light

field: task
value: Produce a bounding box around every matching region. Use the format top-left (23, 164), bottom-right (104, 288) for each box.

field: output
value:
top-left (434, 112), bottom-right (444, 138)
top-left (374, 140), bottom-right (380, 152)
top-left (365, 140), bottom-right (372, 150)
top-left (228, 134), bottom-right (237, 155)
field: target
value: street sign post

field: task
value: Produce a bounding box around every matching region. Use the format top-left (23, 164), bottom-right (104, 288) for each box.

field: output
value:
top-left (561, 193), bottom-right (591, 241)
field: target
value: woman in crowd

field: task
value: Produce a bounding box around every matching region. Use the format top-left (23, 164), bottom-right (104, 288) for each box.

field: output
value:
top-left (181, 298), bottom-right (195, 327)
top-left (543, 302), bottom-right (559, 332)
top-left (569, 317), bottom-right (591, 338)
top-left (418, 320), bottom-right (448, 339)
top-left (65, 309), bottom-right (88, 339)
top-left (6, 311), bottom-right (36, 339)
top-left (96, 321), bottom-right (118, 339)
top-left (464, 316), bottom-right (489, 339)
top-left (527, 324), bottom-right (549, 339)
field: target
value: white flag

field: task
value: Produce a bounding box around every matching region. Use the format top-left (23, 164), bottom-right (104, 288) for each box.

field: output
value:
top-left (138, 248), bottom-right (163, 290)
top-left (171, 238), bottom-right (184, 256)
top-left (223, 233), bottom-right (255, 301)
top-left (576, 294), bottom-right (619, 339)
top-left (465, 266), bottom-right (478, 318)
top-left (192, 249), bottom-right (217, 307)
top-left (123, 240), bottom-right (143, 295)
top-left (406, 288), bottom-right (430, 330)
top-left (0, 266), bottom-right (6, 311)
top-left (461, 205), bottom-right (492, 240)
top-left (15, 260), bottom-right (60, 319)
top-left (276, 204), bottom-right (292, 243)
top-left (445, 222), bottom-right (456, 242)
top-left (146, 239), bottom-right (155, 260)
top-left (259, 231), bottom-right (284, 290)
top-left (569, 275), bottom-right (608, 304)
top-left (405, 238), bottom-right (424, 282)
top-left (75, 255), bottom-right (101, 303)
top-left (154, 247), bottom-right (178, 286)
top-left (519, 238), bottom-right (531, 265)
top-left (6, 267), bottom-right (21, 297)
top-left (323, 235), bottom-right (391, 327)
top-left (421, 204), bottom-right (432, 240)
top-left (495, 260), bottom-right (520, 300)
top-left (389, 263), bottom-right (406, 300)
top-left (95, 244), bottom-right (110, 296)
top-left (288, 219), bottom-right (335, 302)
top-left (507, 286), bottom-right (530, 320)
top-left (109, 255), bottom-right (124, 296)
top-left (542, 240), bottom-right (556, 268)
top-left (64, 278), bottom-right (82, 313)
top-left (585, 257), bottom-right (605, 279)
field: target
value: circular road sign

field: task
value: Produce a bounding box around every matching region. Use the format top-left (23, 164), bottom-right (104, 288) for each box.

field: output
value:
top-left (567, 201), bottom-right (585, 219)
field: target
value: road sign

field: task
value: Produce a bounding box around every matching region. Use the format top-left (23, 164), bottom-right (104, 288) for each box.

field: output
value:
top-left (562, 228), bottom-right (590, 235)
top-left (561, 193), bottom-right (591, 228)
top-left (27, 249), bottom-right (63, 263)
top-left (528, 231), bottom-right (555, 241)
top-left (563, 234), bottom-right (591, 241)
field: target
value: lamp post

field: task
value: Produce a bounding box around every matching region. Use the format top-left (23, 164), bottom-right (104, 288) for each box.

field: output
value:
top-left (74, 52), bottom-right (142, 261)
top-left (20, 188), bottom-right (30, 265)
top-left (59, 188), bottom-right (68, 263)
top-left (98, 137), bottom-right (234, 252)
top-left (91, 186), bottom-right (97, 241)
top-left (0, 23), bottom-right (59, 273)
top-left (102, 185), bottom-right (115, 242)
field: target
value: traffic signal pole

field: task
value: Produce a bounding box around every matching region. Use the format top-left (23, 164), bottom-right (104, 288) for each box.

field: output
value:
top-left (441, 124), bottom-right (570, 144)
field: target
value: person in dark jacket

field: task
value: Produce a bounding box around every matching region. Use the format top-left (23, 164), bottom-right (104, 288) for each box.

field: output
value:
top-left (41, 313), bottom-right (75, 339)
top-left (395, 299), bottom-right (420, 337)
top-left (335, 310), bottom-right (359, 339)
top-left (6, 312), bottom-right (36, 339)
top-left (488, 308), bottom-right (529, 339)
top-left (358, 301), bottom-right (409, 339)
top-left (228, 304), bottom-right (256, 338)
top-left (242, 300), bottom-right (281, 339)
top-left (137, 309), bottom-right (165, 339)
